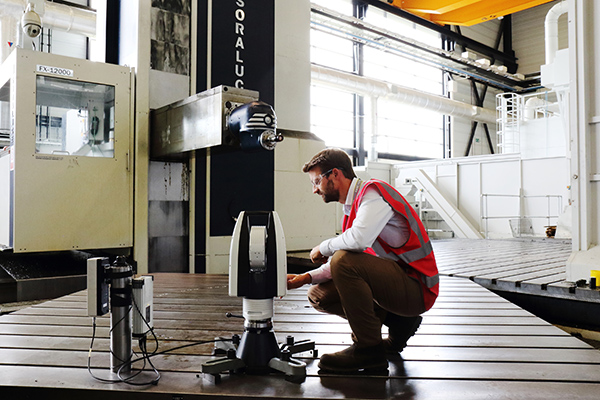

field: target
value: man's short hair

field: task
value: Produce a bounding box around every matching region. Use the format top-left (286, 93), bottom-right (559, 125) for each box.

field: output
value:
top-left (302, 148), bottom-right (356, 180)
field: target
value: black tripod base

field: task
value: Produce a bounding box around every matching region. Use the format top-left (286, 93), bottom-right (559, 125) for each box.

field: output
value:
top-left (237, 329), bottom-right (280, 374)
top-left (201, 333), bottom-right (317, 384)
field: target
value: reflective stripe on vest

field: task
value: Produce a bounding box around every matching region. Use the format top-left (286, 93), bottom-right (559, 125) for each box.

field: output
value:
top-left (363, 180), bottom-right (440, 287)
top-left (421, 271), bottom-right (439, 288)
top-left (374, 182), bottom-right (433, 264)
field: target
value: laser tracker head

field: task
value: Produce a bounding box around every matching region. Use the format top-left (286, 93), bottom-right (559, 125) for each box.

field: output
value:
top-left (229, 211), bottom-right (287, 301)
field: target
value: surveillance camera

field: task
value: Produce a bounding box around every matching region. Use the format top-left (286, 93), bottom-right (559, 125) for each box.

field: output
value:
top-left (21, 4), bottom-right (42, 38)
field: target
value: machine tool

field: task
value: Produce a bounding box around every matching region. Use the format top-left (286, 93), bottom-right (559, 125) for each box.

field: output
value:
top-left (150, 85), bottom-right (284, 159)
top-left (201, 211), bottom-right (317, 383)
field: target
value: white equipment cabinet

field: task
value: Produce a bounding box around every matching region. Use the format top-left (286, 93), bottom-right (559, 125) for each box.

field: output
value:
top-left (0, 49), bottom-right (133, 253)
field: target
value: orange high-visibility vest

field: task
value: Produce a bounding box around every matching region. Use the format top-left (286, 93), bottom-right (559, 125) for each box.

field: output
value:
top-left (343, 179), bottom-right (439, 310)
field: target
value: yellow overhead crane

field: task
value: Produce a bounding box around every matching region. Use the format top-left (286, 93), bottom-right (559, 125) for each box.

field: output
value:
top-left (387, 0), bottom-right (555, 26)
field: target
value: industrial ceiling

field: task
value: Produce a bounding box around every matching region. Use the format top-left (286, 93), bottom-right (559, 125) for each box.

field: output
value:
top-left (386, 0), bottom-right (555, 26)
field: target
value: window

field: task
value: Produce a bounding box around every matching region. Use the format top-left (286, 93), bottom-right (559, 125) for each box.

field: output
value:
top-left (311, 85), bottom-right (355, 149)
top-left (311, 1), bottom-right (444, 162)
top-left (35, 76), bottom-right (115, 158)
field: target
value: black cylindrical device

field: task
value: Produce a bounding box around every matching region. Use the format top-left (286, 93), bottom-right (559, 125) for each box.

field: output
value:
top-left (110, 256), bottom-right (133, 374)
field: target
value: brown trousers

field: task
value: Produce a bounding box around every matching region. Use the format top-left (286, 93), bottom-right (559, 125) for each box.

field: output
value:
top-left (307, 250), bottom-right (426, 348)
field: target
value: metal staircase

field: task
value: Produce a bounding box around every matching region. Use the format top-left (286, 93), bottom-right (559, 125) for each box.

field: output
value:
top-left (411, 169), bottom-right (483, 239)
top-left (416, 197), bottom-right (454, 238)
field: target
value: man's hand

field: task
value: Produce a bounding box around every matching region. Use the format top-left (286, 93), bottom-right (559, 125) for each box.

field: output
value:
top-left (310, 245), bottom-right (328, 264)
top-left (287, 273), bottom-right (312, 290)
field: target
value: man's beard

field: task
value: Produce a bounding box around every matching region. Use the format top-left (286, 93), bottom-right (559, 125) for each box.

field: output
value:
top-left (321, 180), bottom-right (339, 203)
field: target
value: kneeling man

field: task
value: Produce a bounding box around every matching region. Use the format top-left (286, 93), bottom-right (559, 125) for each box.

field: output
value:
top-left (287, 148), bottom-right (439, 373)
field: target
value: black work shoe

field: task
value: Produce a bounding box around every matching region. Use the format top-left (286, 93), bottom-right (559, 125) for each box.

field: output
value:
top-left (383, 315), bottom-right (422, 354)
top-left (318, 343), bottom-right (388, 373)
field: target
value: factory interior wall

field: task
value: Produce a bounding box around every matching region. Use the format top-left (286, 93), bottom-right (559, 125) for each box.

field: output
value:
top-left (148, 162), bottom-right (190, 273)
top-left (460, 3), bottom-right (568, 79)
top-left (459, 16), bottom-right (502, 49)
top-left (273, 0), bottom-right (338, 252)
top-left (147, 1), bottom-right (192, 274)
top-left (447, 3), bottom-right (567, 159)
top-left (447, 17), bottom-right (501, 158)
top-left (450, 81), bottom-right (500, 158)
top-left (512, 2), bottom-right (569, 76)
top-left (394, 155), bottom-right (570, 239)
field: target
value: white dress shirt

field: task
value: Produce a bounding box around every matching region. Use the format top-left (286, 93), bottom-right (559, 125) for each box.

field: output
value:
top-left (308, 178), bottom-right (411, 284)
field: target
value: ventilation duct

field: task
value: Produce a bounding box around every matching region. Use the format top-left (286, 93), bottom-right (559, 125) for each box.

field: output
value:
top-left (545, 0), bottom-right (568, 65)
top-left (0, 0), bottom-right (96, 38)
top-left (311, 64), bottom-right (497, 125)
